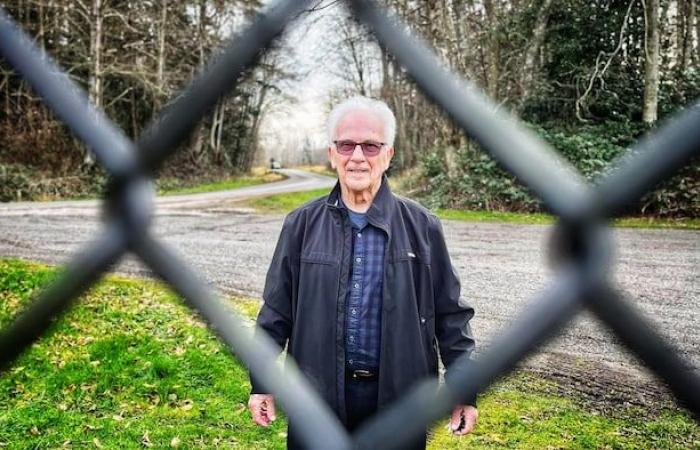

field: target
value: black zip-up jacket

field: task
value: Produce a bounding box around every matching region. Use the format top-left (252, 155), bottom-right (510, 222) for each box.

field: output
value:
top-left (251, 177), bottom-right (475, 447)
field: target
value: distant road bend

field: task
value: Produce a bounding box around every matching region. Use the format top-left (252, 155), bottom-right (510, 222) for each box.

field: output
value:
top-left (0, 169), bottom-right (698, 404)
top-left (0, 169), bottom-right (336, 217)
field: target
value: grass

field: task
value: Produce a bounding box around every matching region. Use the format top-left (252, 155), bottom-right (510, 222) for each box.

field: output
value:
top-left (245, 176), bottom-right (699, 229)
top-left (436, 209), bottom-right (555, 225)
top-left (294, 165), bottom-right (337, 178)
top-left (157, 169), bottom-right (284, 196)
top-left (436, 208), bottom-right (700, 229)
top-left (248, 188), bottom-right (331, 213)
top-left (1, 258), bottom-right (698, 449)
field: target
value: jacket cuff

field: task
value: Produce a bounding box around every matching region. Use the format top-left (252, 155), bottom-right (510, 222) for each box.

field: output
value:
top-left (444, 363), bottom-right (477, 408)
top-left (249, 372), bottom-right (268, 395)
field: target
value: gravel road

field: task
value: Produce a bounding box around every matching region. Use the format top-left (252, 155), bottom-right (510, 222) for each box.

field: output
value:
top-left (1, 169), bottom-right (698, 405)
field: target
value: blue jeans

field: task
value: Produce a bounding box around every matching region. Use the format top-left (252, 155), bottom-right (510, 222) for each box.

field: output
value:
top-left (345, 376), bottom-right (379, 431)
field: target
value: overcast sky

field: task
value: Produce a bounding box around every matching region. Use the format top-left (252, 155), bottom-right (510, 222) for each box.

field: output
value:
top-left (258, 1), bottom-right (352, 164)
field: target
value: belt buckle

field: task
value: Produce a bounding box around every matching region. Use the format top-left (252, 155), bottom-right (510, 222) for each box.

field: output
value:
top-left (352, 369), bottom-right (375, 379)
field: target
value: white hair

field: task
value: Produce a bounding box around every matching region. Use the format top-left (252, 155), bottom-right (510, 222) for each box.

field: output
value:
top-left (327, 96), bottom-right (397, 147)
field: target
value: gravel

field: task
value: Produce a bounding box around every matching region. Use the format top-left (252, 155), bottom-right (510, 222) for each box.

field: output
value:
top-left (0, 173), bottom-right (697, 406)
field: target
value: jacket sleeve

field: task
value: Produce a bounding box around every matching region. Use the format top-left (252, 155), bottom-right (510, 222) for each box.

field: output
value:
top-left (428, 214), bottom-right (477, 406)
top-left (250, 214), bottom-right (299, 394)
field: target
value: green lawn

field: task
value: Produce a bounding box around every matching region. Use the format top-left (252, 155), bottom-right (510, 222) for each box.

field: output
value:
top-left (248, 188), bottom-right (331, 212)
top-left (0, 259), bottom-right (697, 449)
top-left (157, 172), bottom-right (284, 196)
top-left (246, 186), bottom-right (699, 230)
top-left (436, 208), bottom-right (700, 229)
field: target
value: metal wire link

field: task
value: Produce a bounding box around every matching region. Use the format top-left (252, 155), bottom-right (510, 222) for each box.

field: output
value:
top-left (0, 0), bottom-right (698, 448)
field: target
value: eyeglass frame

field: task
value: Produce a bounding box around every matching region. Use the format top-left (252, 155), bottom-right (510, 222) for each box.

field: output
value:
top-left (332, 140), bottom-right (387, 157)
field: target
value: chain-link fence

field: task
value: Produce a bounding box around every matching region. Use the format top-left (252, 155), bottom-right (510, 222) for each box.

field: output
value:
top-left (0, 1), bottom-right (698, 448)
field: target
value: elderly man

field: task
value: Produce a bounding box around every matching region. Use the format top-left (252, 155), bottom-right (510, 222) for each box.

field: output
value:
top-left (248, 96), bottom-right (477, 449)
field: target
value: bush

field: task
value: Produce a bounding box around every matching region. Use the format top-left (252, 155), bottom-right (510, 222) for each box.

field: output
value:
top-left (413, 147), bottom-right (541, 212)
top-left (413, 122), bottom-right (699, 217)
top-left (0, 164), bottom-right (38, 202)
top-left (0, 164), bottom-right (108, 202)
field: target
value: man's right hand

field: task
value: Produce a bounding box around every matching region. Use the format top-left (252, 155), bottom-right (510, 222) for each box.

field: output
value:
top-left (248, 394), bottom-right (277, 426)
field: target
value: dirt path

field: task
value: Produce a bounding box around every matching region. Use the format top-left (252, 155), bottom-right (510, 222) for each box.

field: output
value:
top-left (0, 174), bottom-right (698, 408)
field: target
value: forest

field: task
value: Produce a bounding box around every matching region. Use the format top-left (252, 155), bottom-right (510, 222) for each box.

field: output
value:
top-left (0, 0), bottom-right (698, 216)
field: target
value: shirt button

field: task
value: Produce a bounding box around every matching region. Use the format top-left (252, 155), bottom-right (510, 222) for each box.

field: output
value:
top-left (349, 335), bottom-right (355, 342)
top-left (357, 233), bottom-right (362, 238)
top-left (351, 308), bottom-right (357, 315)
top-left (355, 257), bottom-right (362, 263)
top-left (349, 359), bottom-right (354, 365)
top-left (354, 283), bottom-right (359, 289)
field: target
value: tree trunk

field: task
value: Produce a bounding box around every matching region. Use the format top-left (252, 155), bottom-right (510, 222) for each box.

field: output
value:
top-left (483, 0), bottom-right (500, 99)
top-left (518, 0), bottom-right (553, 113)
top-left (681, 0), bottom-right (695, 70)
top-left (156, 0), bottom-right (168, 108)
top-left (696, 0), bottom-right (700, 64)
top-left (210, 100), bottom-right (225, 165)
top-left (86, 0), bottom-right (103, 167)
top-left (643, 0), bottom-right (660, 124)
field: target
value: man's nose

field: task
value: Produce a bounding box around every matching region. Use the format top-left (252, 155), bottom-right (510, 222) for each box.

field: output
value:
top-left (350, 144), bottom-right (366, 160)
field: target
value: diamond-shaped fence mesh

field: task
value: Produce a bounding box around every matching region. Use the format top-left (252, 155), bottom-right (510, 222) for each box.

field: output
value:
top-left (0, 1), bottom-right (698, 448)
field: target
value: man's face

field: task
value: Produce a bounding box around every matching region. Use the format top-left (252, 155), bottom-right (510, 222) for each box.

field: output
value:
top-left (328, 110), bottom-right (394, 195)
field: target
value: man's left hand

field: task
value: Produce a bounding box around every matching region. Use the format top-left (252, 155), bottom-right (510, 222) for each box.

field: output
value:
top-left (449, 404), bottom-right (478, 435)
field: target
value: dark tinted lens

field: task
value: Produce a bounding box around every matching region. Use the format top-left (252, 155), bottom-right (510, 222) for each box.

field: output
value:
top-left (335, 140), bottom-right (383, 156)
top-left (361, 142), bottom-right (382, 156)
top-left (337, 141), bottom-right (357, 154)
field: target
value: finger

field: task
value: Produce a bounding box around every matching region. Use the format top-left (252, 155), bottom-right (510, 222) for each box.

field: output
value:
top-left (461, 415), bottom-right (476, 435)
top-left (461, 409), bottom-right (478, 435)
top-left (249, 398), bottom-right (270, 426)
top-left (252, 404), bottom-right (268, 426)
top-left (449, 407), bottom-right (463, 432)
top-left (267, 398), bottom-right (277, 422)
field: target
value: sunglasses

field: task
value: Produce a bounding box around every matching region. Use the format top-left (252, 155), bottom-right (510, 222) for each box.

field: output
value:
top-left (333, 140), bottom-right (386, 156)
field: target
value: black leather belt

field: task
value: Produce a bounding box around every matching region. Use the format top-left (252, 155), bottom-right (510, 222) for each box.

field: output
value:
top-left (347, 369), bottom-right (378, 381)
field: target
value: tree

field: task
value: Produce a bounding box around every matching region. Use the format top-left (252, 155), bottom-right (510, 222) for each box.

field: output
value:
top-left (0, 0), bottom-right (281, 181)
top-left (643, 0), bottom-right (660, 124)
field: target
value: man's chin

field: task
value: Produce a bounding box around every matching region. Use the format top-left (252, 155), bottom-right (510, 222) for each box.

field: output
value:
top-left (342, 176), bottom-right (369, 188)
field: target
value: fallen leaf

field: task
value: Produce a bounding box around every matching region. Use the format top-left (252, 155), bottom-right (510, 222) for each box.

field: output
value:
top-left (170, 437), bottom-right (181, 448)
top-left (181, 400), bottom-right (193, 411)
top-left (93, 438), bottom-right (103, 449)
top-left (141, 431), bottom-right (153, 448)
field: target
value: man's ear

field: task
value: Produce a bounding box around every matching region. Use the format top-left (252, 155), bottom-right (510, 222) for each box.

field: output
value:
top-left (386, 146), bottom-right (395, 167)
top-left (328, 146), bottom-right (337, 169)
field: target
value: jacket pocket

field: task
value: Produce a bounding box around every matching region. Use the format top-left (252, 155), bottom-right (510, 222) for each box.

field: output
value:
top-left (300, 251), bottom-right (338, 266)
top-left (389, 247), bottom-right (429, 263)
top-left (419, 314), bottom-right (438, 374)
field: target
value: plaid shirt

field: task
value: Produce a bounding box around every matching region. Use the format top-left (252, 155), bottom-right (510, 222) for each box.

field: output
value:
top-left (345, 209), bottom-right (386, 370)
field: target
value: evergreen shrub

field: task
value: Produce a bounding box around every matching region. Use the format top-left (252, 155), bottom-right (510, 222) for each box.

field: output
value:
top-left (415, 122), bottom-right (699, 217)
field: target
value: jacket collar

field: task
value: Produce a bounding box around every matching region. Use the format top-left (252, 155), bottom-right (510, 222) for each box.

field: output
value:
top-left (326, 175), bottom-right (394, 230)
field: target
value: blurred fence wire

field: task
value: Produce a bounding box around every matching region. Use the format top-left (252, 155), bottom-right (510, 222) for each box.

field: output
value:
top-left (0, 1), bottom-right (698, 448)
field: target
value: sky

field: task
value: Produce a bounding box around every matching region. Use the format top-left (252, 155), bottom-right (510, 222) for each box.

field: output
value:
top-left (257, 1), bottom-right (352, 165)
